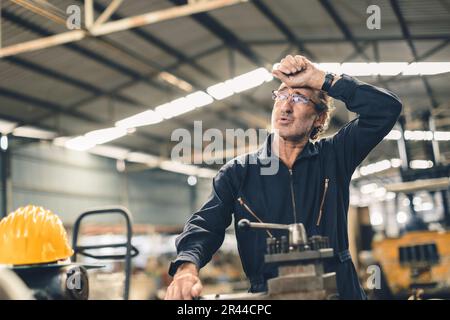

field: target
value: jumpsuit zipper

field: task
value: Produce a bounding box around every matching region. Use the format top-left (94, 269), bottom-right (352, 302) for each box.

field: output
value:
top-left (316, 178), bottom-right (329, 226)
top-left (288, 169), bottom-right (297, 224)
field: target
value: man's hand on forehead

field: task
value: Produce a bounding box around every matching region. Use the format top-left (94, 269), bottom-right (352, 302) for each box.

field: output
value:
top-left (272, 55), bottom-right (326, 91)
top-left (274, 55), bottom-right (307, 75)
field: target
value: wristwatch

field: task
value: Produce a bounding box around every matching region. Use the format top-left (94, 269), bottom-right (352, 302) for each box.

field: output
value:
top-left (321, 72), bottom-right (335, 92)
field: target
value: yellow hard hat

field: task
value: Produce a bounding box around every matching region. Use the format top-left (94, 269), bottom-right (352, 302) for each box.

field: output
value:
top-left (0, 205), bottom-right (74, 265)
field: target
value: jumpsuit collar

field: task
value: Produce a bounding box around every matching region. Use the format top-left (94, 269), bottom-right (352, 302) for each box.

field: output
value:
top-left (257, 133), bottom-right (319, 163)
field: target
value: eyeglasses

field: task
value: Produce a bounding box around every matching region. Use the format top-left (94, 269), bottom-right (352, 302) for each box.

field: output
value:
top-left (271, 90), bottom-right (314, 105)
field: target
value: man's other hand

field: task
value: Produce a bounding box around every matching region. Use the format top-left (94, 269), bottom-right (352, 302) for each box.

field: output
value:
top-left (164, 262), bottom-right (203, 300)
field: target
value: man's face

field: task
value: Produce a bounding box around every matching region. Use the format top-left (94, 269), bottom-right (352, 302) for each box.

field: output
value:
top-left (271, 84), bottom-right (320, 141)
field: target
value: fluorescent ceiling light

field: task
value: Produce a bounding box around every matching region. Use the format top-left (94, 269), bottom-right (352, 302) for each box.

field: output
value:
top-left (89, 145), bottom-right (129, 160)
top-left (341, 63), bottom-right (377, 76)
top-left (262, 68), bottom-right (274, 82)
top-left (185, 91), bottom-right (214, 109)
top-left (402, 62), bottom-right (450, 75)
top-left (85, 127), bottom-right (127, 145)
top-left (13, 126), bottom-right (57, 140)
top-left (227, 68), bottom-right (273, 93)
top-left (360, 160), bottom-right (391, 176)
top-left (384, 129), bottom-right (402, 140)
top-left (316, 63), bottom-right (342, 75)
top-left (65, 136), bottom-right (96, 151)
top-left (341, 62), bottom-right (408, 76)
top-left (373, 62), bottom-right (408, 76)
top-left (434, 131), bottom-right (450, 141)
top-left (383, 130), bottom-right (450, 141)
top-left (155, 98), bottom-right (196, 120)
top-left (0, 119), bottom-right (17, 134)
top-left (404, 130), bottom-right (433, 141)
top-left (354, 158), bottom-right (402, 178)
top-left (342, 62), bottom-right (406, 76)
top-left (115, 110), bottom-right (163, 129)
top-left (410, 160), bottom-right (433, 169)
top-left (207, 82), bottom-right (234, 100)
top-left (390, 158), bottom-right (402, 168)
top-left (317, 62), bottom-right (450, 76)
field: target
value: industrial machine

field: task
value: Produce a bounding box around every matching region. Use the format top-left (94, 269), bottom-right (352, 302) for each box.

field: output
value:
top-left (202, 219), bottom-right (337, 300)
top-left (0, 205), bottom-right (138, 300)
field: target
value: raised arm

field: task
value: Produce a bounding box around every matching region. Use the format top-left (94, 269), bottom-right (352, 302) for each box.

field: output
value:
top-left (328, 74), bottom-right (402, 179)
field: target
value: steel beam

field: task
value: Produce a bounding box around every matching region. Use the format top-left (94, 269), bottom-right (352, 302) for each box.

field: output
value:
top-left (251, 0), bottom-right (316, 59)
top-left (4, 56), bottom-right (188, 130)
top-left (2, 5), bottom-right (252, 129)
top-left (91, 0), bottom-right (245, 36)
top-left (390, 0), bottom-right (439, 108)
top-left (0, 29), bottom-right (85, 58)
top-left (169, 0), bottom-right (265, 66)
top-left (85, 0), bottom-right (94, 28)
top-left (319, 0), bottom-right (370, 60)
top-left (0, 87), bottom-right (166, 144)
top-left (0, 86), bottom-right (99, 123)
top-left (10, 0), bottom-right (67, 25)
top-left (92, 0), bottom-right (124, 28)
top-left (0, 0), bottom-right (245, 57)
top-left (77, 0), bottom-right (272, 117)
top-left (383, 40), bottom-right (450, 85)
top-left (1, 10), bottom-right (169, 91)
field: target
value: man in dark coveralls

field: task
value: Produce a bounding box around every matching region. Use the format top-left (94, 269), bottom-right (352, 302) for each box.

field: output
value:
top-left (165, 54), bottom-right (402, 300)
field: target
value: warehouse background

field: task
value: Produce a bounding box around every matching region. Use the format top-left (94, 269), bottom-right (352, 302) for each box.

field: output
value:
top-left (2, 141), bottom-right (210, 224)
top-left (0, 0), bottom-right (449, 300)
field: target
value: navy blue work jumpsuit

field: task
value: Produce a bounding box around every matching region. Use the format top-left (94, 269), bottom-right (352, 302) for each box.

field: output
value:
top-left (168, 74), bottom-right (402, 300)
